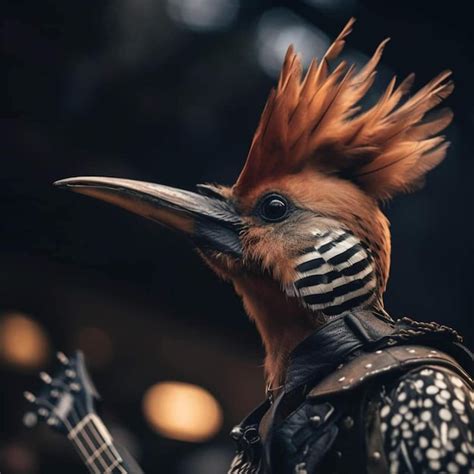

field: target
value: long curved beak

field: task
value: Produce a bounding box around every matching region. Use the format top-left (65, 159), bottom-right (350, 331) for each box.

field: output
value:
top-left (54, 177), bottom-right (243, 257)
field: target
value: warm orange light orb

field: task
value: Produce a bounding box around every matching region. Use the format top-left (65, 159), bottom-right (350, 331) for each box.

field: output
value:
top-left (0, 313), bottom-right (50, 369)
top-left (142, 381), bottom-right (223, 442)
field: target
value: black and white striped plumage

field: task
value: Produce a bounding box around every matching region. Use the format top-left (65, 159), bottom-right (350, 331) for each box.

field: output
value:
top-left (380, 367), bottom-right (474, 473)
top-left (287, 229), bottom-right (376, 316)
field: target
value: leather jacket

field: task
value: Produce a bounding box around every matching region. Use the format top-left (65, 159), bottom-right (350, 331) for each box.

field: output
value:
top-left (227, 312), bottom-right (473, 474)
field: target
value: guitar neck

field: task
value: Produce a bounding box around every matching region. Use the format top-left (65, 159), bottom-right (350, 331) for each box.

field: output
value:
top-left (68, 413), bottom-right (128, 474)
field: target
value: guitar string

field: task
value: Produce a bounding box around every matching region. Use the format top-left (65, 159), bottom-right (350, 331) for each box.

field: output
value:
top-left (68, 408), bottom-right (112, 473)
top-left (66, 418), bottom-right (100, 474)
top-left (50, 378), bottom-right (123, 473)
top-left (79, 413), bottom-right (128, 474)
top-left (61, 408), bottom-right (107, 474)
top-left (39, 397), bottom-right (99, 474)
top-left (69, 407), bottom-right (126, 473)
top-left (83, 419), bottom-right (128, 474)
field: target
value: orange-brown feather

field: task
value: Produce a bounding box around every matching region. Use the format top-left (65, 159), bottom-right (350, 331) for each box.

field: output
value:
top-left (233, 18), bottom-right (453, 201)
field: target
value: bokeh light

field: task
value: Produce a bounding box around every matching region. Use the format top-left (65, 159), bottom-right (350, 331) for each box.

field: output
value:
top-left (256, 8), bottom-right (330, 77)
top-left (167, 0), bottom-right (239, 32)
top-left (0, 313), bottom-right (49, 369)
top-left (142, 381), bottom-right (223, 442)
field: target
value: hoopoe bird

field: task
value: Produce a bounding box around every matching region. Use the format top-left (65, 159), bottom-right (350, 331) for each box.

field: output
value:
top-left (57, 18), bottom-right (473, 474)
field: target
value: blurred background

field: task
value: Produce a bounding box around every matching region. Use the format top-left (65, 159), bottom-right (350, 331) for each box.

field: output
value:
top-left (2, 0), bottom-right (473, 472)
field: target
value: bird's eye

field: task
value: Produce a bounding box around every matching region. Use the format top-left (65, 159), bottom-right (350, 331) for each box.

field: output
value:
top-left (258, 194), bottom-right (289, 222)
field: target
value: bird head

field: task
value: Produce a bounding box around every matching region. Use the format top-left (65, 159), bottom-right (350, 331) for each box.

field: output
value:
top-left (55, 19), bottom-right (453, 382)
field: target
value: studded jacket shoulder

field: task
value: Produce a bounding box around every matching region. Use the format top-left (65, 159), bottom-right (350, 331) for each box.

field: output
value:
top-left (308, 346), bottom-right (473, 474)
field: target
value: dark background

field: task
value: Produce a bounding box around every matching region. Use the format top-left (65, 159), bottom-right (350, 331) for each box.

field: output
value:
top-left (1, 0), bottom-right (473, 472)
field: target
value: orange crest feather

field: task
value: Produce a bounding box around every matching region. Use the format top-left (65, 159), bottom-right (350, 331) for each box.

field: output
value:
top-left (234, 18), bottom-right (453, 200)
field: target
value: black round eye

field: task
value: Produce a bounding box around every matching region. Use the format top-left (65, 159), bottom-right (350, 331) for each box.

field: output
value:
top-left (258, 194), bottom-right (289, 222)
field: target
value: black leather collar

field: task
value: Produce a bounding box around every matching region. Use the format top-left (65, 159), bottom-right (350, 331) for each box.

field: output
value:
top-left (231, 311), bottom-right (394, 441)
top-left (284, 310), bottom-right (395, 393)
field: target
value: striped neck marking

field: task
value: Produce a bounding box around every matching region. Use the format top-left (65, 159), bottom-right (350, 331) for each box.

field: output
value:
top-left (289, 229), bottom-right (376, 316)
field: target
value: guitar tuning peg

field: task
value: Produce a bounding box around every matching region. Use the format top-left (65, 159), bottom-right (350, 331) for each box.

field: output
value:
top-left (47, 417), bottom-right (58, 426)
top-left (24, 391), bottom-right (36, 403)
top-left (40, 372), bottom-right (52, 384)
top-left (57, 351), bottom-right (69, 365)
top-left (69, 382), bottom-right (81, 392)
top-left (23, 412), bottom-right (38, 428)
top-left (65, 369), bottom-right (76, 378)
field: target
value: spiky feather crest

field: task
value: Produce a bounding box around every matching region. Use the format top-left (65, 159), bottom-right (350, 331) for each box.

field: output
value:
top-left (234, 18), bottom-right (453, 200)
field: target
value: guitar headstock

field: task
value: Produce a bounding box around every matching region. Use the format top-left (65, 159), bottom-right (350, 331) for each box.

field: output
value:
top-left (24, 351), bottom-right (100, 434)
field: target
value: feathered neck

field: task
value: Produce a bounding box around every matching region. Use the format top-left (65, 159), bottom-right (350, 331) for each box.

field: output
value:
top-left (231, 274), bottom-right (347, 386)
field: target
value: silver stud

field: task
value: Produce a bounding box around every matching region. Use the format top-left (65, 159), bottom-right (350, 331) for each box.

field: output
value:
top-left (40, 372), bottom-right (52, 384)
top-left (372, 451), bottom-right (381, 461)
top-left (337, 363), bottom-right (344, 370)
top-left (310, 415), bottom-right (321, 425)
top-left (69, 383), bottom-right (81, 392)
top-left (342, 385), bottom-right (350, 390)
top-left (47, 417), bottom-right (58, 426)
top-left (343, 416), bottom-right (354, 429)
top-left (50, 389), bottom-right (59, 398)
top-left (408, 349), bottom-right (416, 354)
top-left (230, 426), bottom-right (242, 441)
top-left (295, 462), bottom-right (308, 473)
top-left (38, 407), bottom-right (49, 417)
top-left (24, 391), bottom-right (36, 403)
top-left (338, 376), bottom-right (346, 382)
top-left (65, 369), bottom-right (76, 378)
top-left (430, 350), bottom-right (438, 354)
top-left (375, 350), bottom-right (383, 354)
top-left (365, 363), bottom-right (373, 369)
